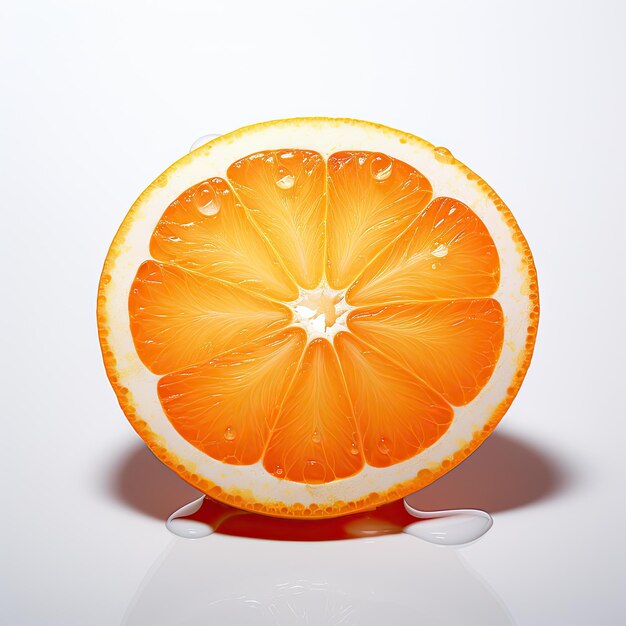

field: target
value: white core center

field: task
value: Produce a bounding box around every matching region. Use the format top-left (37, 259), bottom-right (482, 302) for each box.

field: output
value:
top-left (291, 285), bottom-right (352, 340)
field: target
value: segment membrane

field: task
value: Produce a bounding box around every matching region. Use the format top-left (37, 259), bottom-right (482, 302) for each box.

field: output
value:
top-left (227, 150), bottom-right (326, 289)
top-left (348, 299), bottom-right (504, 406)
top-left (158, 329), bottom-right (306, 465)
top-left (326, 151), bottom-right (432, 290)
top-left (150, 178), bottom-right (298, 301)
top-left (334, 332), bottom-right (453, 468)
top-left (128, 261), bottom-right (292, 374)
top-left (263, 338), bottom-right (364, 483)
top-left (347, 197), bottom-right (500, 305)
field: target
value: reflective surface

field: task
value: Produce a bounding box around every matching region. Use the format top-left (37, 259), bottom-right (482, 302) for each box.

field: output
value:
top-left (123, 534), bottom-right (513, 625)
top-left (4, 2), bottom-right (625, 623)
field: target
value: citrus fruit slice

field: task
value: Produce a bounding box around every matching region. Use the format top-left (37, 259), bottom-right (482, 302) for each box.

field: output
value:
top-left (98, 118), bottom-right (538, 519)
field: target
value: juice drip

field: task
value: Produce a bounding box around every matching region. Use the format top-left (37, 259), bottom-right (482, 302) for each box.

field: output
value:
top-left (402, 500), bottom-right (492, 546)
top-left (166, 496), bottom-right (239, 539)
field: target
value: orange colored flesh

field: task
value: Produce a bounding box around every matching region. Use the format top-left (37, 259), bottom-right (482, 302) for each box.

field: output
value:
top-left (347, 197), bottom-right (500, 304)
top-left (347, 299), bottom-right (504, 406)
top-left (158, 329), bottom-right (306, 465)
top-left (334, 333), bottom-right (453, 467)
top-left (150, 177), bottom-right (298, 301)
top-left (326, 151), bottom-right (432, 289)
top-left (128, 148), bottom-right (505, 484)
top-left (129, 261), bottom-right (292, 375)
top-left (227, 150), bottom-right (326, 290)
top-left (263, 338), bottom-right (364, 483)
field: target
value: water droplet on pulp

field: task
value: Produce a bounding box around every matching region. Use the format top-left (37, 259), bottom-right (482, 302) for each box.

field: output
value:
top-left (431, 243), bottom-right (449, 258)
top-left (194, 183), bottom-right (220, 216)
top-left (370, 153), bottom-right (393, 181)
top-left (377, 438), bottom-right (390, 455)
top-left (276, 174), bottom-right (295, 189)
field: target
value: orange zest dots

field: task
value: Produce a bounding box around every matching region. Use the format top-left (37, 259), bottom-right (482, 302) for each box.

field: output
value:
top-left (127, 149), bottom-right (505, 484)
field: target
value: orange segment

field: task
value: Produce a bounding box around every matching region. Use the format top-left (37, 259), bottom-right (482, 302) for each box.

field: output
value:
top-left (150, 178), bottom-right (298, 301)
top-left (334, 332), bottom-right (453, 468)
top-left (128, 260), bottom-right (292, 374)
top-left (227, 150), bottom-right (325, 289)
top-left (348, 299), bottom-right (504, 406)
top-left (158, 329), bottom-right (306, 465)
top-left (326, 151), bottom-right (432, 289)
top-left (263, 338), bottom-right (364, 483)
top-left (347, 197), bottom-right (500, 305)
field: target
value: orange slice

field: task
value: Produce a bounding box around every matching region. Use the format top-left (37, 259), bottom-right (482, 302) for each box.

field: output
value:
top-left (98, 118), bottom-right (538, 519)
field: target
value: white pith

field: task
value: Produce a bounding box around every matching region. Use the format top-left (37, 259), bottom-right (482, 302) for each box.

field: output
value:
top-left (101, 119), bottom-right (534, 508)
top-left (290, 283), bottom-right (353, 341)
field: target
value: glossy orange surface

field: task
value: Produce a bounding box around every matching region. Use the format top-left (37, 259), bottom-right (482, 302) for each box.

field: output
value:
top-left (128, 149), bottom-right (504, 483)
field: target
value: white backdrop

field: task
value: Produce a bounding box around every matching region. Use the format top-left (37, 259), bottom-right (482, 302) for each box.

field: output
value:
top-left (1, 1), bottom-right (625, 624)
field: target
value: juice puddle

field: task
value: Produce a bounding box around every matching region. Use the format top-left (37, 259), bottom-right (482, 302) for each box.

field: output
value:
top-left (403, 500), bottom-right (492, 546)
top-left (167, 496), bottom-right (492, 546)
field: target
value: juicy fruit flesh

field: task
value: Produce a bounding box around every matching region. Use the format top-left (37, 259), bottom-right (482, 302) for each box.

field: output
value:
top-left (129, 149), bottom-right (503, 484)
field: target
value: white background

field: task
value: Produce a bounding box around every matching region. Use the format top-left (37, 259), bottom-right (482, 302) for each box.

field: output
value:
top-left (1, 1), bottom-right (625, 624)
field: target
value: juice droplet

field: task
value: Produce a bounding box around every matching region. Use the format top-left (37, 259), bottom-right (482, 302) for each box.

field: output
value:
top-left (377, 437), bottom-right (390, 455)
top-left (193, 182), bottom-right (220, 216)
top-left (350, 443), bottom-right (360, 456)
top-left (431, 243), bottom-right (449, 258)
top-left (223, 426), bottom-right (236, 441)
top-left (166, 496), bottom-right (214, 539)
top-left (434, 146), bottom-right (454, 164)
top-left (370, 153), bottom-right (393, 181)
top-left (275, 466), bottom-right (284, 476)
top-left (312, 430), bottom-right (321, 444)
top-left (276, 174), bottom-right (295, 189)
top-left (189, 133), bottom-right (221, 152)
top-left (303, 459), bottom-right (326, 483)
top-left (431, 263), bottom-right (437, 270)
